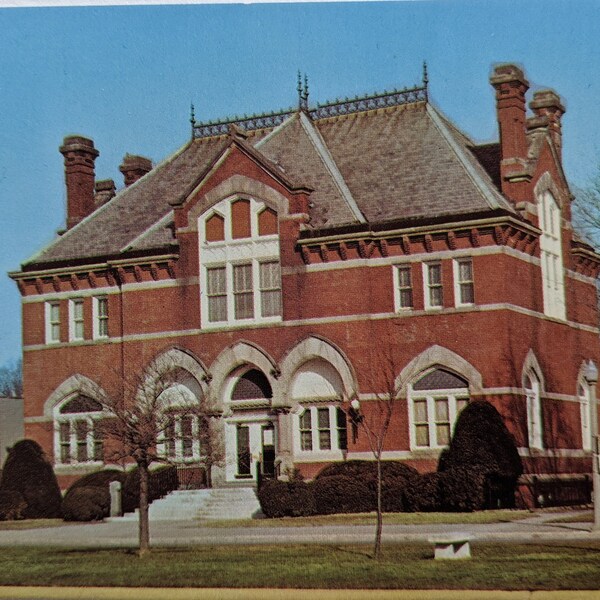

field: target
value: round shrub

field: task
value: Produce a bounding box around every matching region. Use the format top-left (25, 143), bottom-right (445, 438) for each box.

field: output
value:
top-left (312, 474), bottom-right (373, 515)
top-left (257, 479), bottom-right (315, 518)
top-left (67, 469), bottom-right (127, 493)
top-left (404, 472), bottom-right (442, 512)
top-left (62, 486), bottom-right (110, 521)
top-left (0, 440), bottom-right (62, 519)
top-left (437, 400), bottom-right (523, 508)
top-left (0, 490), bottom-right (27, 520)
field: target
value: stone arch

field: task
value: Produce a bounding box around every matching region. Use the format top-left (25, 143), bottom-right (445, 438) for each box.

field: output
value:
top-left (44, 374), bottom-right (108, 418)
top-left (521, 349), bottom-right (545, 391)
top-left (187, 174), bottom-right (289, 231)
top-left (279, 336), bottom-right (357, 409)
top-left (209, 341), bottom-right (279, 410)
top-left (534, 171), bottom-right (568, 209)
top-left (397, 345), bottom-right (483, 395)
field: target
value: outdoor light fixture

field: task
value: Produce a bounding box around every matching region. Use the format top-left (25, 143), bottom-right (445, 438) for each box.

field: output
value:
top-left (348, 397), bottom-right (363, 443)
top-left (584, 360), bottom-right (600, 531)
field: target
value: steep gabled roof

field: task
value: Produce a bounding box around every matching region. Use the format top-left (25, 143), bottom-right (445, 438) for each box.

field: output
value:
top-left (22, 85), bottom-right (515, 270)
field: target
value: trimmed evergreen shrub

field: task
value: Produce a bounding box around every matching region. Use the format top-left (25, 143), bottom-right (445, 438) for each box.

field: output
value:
top-left (0, 490), bottom-right (27, 520)
top-left (438, 466), bottom-right (488, 512)
top-left (0, 440), bottom-right (62, 519)
top-left (437, 400), bottom-right (523, 509)
top-left (257, 479), bottom-right (315, 518)
top-left (312, 474), bottom-right (373, 515)
top-left (315, 460), bottom-right (418, 482)
top-left (404, 472), bottom-right (442, 512)
top-left (62, 486), bottom-right (110, 521)
top-left (67, 469), bottom-right (127, 493)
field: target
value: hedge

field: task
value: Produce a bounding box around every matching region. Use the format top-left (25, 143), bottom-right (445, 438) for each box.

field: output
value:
top-left (0, 490), bottom-right (27, 521)
top-left (0, 440), bottom-right (62, 519)
top-left (404, 472), bottom-right (442, 512)
top-left (122, 464), bottom-right (179, 514)
top-left (257, 479), bottom-right (315, 518)
top-left (62, 486), bottom-right (110, 521)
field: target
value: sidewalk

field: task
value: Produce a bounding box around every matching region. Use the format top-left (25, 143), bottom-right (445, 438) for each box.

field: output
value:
top-left (0, 512), bottom-right (594, 548)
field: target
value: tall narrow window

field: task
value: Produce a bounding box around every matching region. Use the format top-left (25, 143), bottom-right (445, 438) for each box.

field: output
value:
top-left (233, 263), bottom-right (254, 319)
top-left (69, 299), bottom-right (84, 341)
top-left (337, 408), bottom-right (348, 451)
top-left (454, 259), bottom-right (474, 306)
top-left (424, 263), bottom-right (443, 308)
top-left (259, 261), bottom-right (282, 317)
top-left (93, 297), bottom-right (109, 339)
top-left (46, 301), bottom-right (61, 344)
top-left (525, 371), bottom-right (543, 449)
top-left (539, 190), bottom-right (565, 320)
top-left (318, 407), bottom-right (331, 450)
top-left (207, 267), bottom-right (227, 322)
top-left (396, 266), bottom-right (413, 310)
top-left (300, 409), bottom-right (313, 451)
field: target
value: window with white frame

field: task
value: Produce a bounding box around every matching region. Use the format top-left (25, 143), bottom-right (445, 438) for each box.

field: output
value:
top-left (93, 296), bottom-right (109, 339)
top-left (45, 301), bottom-right (61, 344)
top-left (156, 382), bottom-right (203, 462)
top-left (199, 197), bottom-right (281, 328)
top-left (69, 298), bottom-right (84, 341)
top-left (395, 265), bottom-right (414, 310)
top-left (55, 395), bottom-right (104, 465)
top-left (423, 262), bottom-right (443, 309)
top-left (578, 381), bottom-right (592, 452)
top-left (454, 258), bottom-right (474, 306)
top-left (539, 190), bottom-right (566, 320)
top-left (296, 406), bottom-right (347, 453)
top-left (524, 370), bottom-right (543, 449)
top-left (409, 368), bottom-right (469, 449)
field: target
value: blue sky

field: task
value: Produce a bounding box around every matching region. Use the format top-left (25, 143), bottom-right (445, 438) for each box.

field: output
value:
top-left (1, 0), bottom-right (600, 366)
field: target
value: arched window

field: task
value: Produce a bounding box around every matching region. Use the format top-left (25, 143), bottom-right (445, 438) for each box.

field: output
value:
top-left (200, 196), bottom-right (281, 327)
top-left (524, 370), bottom-right (543, 449)
top-left (291, 359), bottom-right (347, 455)
top-left (55, 395), bottom-right (104, 465)
top-left (578, 381), bottom-right (592, 452)
top-left (408, 368), bottom-right (469, 449)
top-left (231, 369), bottom-right (273, 400)
top-left (539, 190), bottom-right (565, 320)
top-left (156, 374), bottom-right (203, 463)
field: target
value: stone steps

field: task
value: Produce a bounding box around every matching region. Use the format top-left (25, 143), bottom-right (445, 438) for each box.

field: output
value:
top-left (112, 487), bottom-right (262, 522)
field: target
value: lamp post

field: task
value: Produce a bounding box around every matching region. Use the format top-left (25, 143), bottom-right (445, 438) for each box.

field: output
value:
top-left (584, 360), bottom-right (600, 532)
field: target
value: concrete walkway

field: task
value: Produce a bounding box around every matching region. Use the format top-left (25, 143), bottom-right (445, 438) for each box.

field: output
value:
top-left (0, 511), bottom-right (594, 548)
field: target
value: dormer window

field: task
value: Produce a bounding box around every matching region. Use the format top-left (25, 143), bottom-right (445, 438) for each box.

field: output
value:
top-left (199, 196), bottom-right (282, 328)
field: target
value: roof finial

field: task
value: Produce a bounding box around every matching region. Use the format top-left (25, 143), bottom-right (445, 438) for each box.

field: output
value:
top-left (297, 70), bottom-right (303, 109)
top-left (190, 102), bottom-right (196, 139)
top-left (422, 61), bottom-right (429, 100)
top-left (303, 74), bottom-right (309, 106)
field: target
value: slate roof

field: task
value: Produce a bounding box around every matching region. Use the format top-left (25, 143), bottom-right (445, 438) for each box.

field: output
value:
top-left (22, 92), bottom-right (514, 270)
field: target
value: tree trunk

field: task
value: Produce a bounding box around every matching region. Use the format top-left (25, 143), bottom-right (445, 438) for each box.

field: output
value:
top-left (374, 455), bottom-right (383, 559)
top-left (138, 460), bottom-right (150, 556)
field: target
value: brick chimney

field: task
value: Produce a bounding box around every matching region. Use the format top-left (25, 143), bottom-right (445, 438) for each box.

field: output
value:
top-left (119, 154), bottom-right (152, 187)
top-left (59, 136), bottom-right (99, 230)
top-left (529, 89), bottom-right (565, 159)
top-left (94, 179), bottom-right (116, 207)
top-left (490, 64), bottom-right (530, 202)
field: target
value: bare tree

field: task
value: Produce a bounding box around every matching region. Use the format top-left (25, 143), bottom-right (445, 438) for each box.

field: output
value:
top-left (98, 359), bottom-right (219, 555)
top-left (0, 358), bottom-right (22, 398)
top-left (347, 341), bottom-right (401, 560)
top-left (572, 178), bottom-right (600, 246)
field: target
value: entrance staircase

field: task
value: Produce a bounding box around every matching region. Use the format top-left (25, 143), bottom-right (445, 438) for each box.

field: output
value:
top-left (115, 486), bottom-right (263, 522)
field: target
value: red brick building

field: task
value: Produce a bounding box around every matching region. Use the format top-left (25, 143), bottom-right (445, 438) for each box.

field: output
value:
top-left (11, 64), bottom-right (600, 503)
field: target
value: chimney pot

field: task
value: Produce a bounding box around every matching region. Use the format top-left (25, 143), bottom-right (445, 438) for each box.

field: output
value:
top-left (59, 135), bottom-right (99, 229)
top-left (529, 89), bottom-right (565, 157)
top-left (94, 178), bottom-right (116, 207)
top-left (119, 154), bottom-right (152, 187)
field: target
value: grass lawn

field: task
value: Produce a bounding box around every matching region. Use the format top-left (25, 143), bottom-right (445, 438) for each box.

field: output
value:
top-left (0, 520), bottom-right (79, 531)
top-left (546, 511), bottom-right (593, 524)
top-left (0, 542), bottom-right (598, 590)
top-left (207, 510), bottom-right (532, 528)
